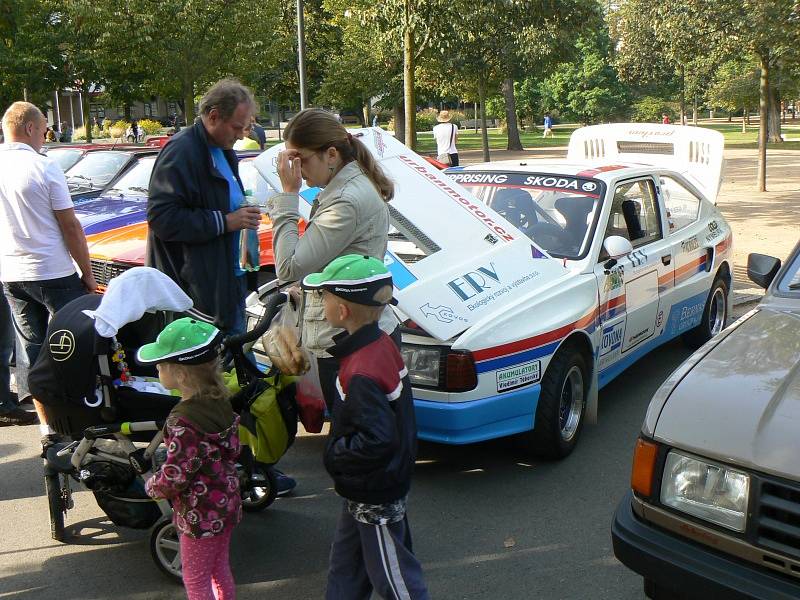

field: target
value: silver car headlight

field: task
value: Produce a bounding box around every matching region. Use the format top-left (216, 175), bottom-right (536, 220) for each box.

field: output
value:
top-left (400, 344), bottom-right (441, 387)
top-left (660, 451), bottom-right (750, 532)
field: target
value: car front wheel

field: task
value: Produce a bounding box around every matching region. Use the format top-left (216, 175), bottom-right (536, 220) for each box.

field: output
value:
top-left (518, 343), bottom-right (588, 459)
top-left (682, 277), bottom-right (728, 349)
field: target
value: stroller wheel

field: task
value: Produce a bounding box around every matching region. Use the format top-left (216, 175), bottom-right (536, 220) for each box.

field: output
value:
top-left (150, 520), bottom-right (183, 583)
top-left (45, 473), bottom-right (67, 542)
top-left (242, 467), bottom-right (278, 512)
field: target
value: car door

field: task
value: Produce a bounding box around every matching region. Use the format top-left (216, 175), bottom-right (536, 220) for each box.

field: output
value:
top-left (594, 177), bottom-right (671, 370)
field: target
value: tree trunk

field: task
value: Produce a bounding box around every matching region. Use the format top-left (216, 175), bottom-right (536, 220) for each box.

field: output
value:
top-left (680, 67), bottom-right (686, 125)
top-left (402, 0), bottom-right (416, 149)
top-left (82, 86), bottom-right (92, 143)
top-left (767, 82), bottom-right (782, 143)
top-left (692, 94), bottom-right (698, 126)
top-left (362, 96), bottom-right (369, 128)
top-left (124, 105), bottom-right (132, 121)
top-left (183, 79), bottom-right (195, 125)
top-left (741, 107), bottom-right (747, 133)
top-left (757, 54), bottom-right (769, 192)
top-left (503, 78), bottom-right (523, 151)
top-left (474, 101), bottom-right (478, 133)
top-left (479, 81), bottom-right (490, 162)
top-left (393, 103), bottom-right (405, 143)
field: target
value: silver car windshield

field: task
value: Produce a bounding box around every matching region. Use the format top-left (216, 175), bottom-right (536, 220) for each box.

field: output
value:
top-left (455, 173), bottom-right (604, 259)
top-left (776, 246), bottom-right (800, 295)
top-left (66, 151), bottom-right (130, 187)
top-left (105, 157), bottom-right (156, 196)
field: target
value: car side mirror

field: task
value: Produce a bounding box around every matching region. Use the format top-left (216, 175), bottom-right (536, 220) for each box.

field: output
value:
top-left (747, 253), bottom-right (781, 289)
top-left (603, 236), bottom-right (633, 260)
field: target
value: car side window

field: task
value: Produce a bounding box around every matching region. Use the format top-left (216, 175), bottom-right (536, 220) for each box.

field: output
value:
top-left (659, 176), bottom-right (701, 234)
top-left (603, 179), bottom-right (662, 251)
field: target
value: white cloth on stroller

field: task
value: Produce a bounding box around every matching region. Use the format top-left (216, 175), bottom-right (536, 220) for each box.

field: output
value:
top-left (85, 267), bottom-right (193, 337)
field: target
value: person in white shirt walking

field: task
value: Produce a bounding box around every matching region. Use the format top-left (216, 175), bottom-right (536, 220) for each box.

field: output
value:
top-left (0, 102), bottom-right (97, 448)
top-left (432, 110), bottom-right (459, 166)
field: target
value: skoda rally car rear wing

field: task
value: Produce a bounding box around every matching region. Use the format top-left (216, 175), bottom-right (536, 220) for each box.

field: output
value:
top-left (254, 128), bottom-right (568, 341)
top-left (566, 123), bottom-right (725, 202)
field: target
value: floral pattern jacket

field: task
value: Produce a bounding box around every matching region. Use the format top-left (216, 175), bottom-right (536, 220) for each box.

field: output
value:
top-left (145, 413), bottom-right (242, 538)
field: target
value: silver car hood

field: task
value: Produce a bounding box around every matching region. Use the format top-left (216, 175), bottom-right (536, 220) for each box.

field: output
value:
top-left (654, 307), bottom-right (800, 481)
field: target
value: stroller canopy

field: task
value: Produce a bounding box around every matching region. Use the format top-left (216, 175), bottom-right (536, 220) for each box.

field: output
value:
top-left (29, 294), bottom-right (107, 407)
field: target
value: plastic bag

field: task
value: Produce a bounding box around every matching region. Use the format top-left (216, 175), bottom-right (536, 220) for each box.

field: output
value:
top-left (295, 353), bottom-right (325, 433)
top-left (238, 192), bottom-right (261, 273)
top-left (263, 295), bottom-right (325, 432)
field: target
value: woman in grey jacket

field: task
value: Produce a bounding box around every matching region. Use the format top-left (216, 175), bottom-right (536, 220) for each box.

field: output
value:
top-left (268, 108), bottom-right (399, 410)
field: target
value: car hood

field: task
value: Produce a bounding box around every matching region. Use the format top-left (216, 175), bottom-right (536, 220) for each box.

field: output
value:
top-left (654, 307), bottom-right (800, 480)
top-left (75, 194), bottom-right (148, 235)
top-left (254, 129), bottom-right (569, 340)
top-left (85, 221), bottom-right (149, 263)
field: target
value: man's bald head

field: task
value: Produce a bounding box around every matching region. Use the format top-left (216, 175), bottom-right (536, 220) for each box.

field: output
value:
top-left (2, 102), bottom-right (47, 151)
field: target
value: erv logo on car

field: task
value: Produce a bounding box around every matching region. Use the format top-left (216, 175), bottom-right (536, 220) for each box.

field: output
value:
top-left (447, 262), bottom-right (501, 301)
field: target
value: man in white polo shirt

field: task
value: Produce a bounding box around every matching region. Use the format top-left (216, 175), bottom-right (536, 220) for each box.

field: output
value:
top-left (0, 101), bottom-right (97, 446)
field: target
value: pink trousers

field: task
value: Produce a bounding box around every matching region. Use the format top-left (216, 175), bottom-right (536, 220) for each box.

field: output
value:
top-left (180, 528), bottom-right (236, 600)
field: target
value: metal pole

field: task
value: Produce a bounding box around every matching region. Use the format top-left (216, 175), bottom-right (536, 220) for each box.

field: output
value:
top-left (54, 90), bottom-right (61, 131)
top-left (68, 94), bottom-right (75, 132)
top-left (297, 0), bottom-right (308, 110)
top-left (77, 90), bottom-right (84, 126)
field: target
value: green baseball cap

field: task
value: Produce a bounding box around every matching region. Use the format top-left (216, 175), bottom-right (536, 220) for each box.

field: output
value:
top-left (302, 254), bottom-right (397, 306)
top-left (136, 318), bottom-right (223, 365)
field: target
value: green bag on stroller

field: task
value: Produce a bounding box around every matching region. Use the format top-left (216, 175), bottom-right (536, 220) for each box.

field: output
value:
top-left (224, 370), bottom-right (298, 465)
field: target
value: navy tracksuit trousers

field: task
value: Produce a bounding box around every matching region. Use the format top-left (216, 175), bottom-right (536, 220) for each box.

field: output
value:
top-left (326, 503), bottom-right (429, 600)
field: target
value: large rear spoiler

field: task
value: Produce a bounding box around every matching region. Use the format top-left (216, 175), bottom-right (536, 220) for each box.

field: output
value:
top-left (567, 124), bottom-right (725, 202)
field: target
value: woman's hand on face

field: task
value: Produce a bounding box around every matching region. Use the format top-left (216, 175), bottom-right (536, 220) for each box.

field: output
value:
top-left (277, 149), bottom-right (302, 194)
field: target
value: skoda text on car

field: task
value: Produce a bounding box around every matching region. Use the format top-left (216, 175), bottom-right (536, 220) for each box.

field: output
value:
top-left (76, 152), bottom-right (300, 291)
top-left (612, 241), bottom-right (800, 599)
top-left (253, 124), bottom-right (733, 458)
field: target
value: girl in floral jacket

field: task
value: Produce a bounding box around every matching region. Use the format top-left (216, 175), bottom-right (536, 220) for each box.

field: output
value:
top-left (137, 318), bottom-right (241, 600)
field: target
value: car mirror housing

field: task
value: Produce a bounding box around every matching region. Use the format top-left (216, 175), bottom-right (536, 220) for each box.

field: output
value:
top-left (603, 235), bottom-right (633, 259)
top-left (747, 253), bottom-right (781, 289)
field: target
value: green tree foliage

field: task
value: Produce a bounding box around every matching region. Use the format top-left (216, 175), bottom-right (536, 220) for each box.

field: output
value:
top-left (537, 32), bottom-right (630, 125)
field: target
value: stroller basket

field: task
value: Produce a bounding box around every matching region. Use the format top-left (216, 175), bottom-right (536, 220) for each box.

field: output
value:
top-left (94, 478), bottom-right (162, 530)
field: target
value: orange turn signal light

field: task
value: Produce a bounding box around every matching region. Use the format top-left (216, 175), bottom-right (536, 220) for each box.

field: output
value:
top-left (631, 438), bottom-right (659, 498)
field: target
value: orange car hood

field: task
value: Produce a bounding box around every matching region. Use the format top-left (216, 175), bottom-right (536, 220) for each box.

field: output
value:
top-left (86, 216), bottom-right (288, 266)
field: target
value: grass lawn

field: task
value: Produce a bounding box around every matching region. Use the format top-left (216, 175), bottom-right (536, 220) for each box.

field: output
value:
top-left (263, 120), bottom-right (800, 153)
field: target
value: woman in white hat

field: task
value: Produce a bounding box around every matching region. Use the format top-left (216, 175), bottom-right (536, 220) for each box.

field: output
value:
top-left (432, 110), bottom-right (459, 166)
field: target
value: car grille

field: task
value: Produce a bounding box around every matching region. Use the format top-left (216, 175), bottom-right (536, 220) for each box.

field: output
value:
top-left (90, 259), bottom-right (134, 286)
top-left (755, 479), bottom-right (800, 561)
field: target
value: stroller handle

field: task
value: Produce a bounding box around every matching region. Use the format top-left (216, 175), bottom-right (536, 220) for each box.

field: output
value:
top-left (222, 290), bottom-right (286, 350)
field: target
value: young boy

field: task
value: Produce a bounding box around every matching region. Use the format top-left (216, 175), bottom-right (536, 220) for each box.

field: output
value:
top-left (302, 254), bottom-right (429, 600)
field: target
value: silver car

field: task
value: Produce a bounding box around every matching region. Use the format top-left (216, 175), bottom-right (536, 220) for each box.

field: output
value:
top-left (612, 240), bottom-right (800, 599)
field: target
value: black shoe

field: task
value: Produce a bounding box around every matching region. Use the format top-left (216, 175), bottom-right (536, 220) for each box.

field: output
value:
top-left (0, 407), bottom-right (38, 427)
top-left (41, 433), bottom-right (65, 458)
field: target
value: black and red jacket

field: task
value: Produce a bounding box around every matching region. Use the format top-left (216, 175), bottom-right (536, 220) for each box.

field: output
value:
top-left (324, 322), bottom-right (417, 504)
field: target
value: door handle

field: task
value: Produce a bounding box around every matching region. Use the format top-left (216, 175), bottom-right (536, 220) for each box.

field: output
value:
top-left (661, 255), bottom-right (672, 266)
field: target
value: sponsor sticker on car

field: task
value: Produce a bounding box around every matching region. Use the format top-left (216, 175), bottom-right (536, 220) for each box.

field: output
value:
top-left (496, 360), bottom-right (541, 392)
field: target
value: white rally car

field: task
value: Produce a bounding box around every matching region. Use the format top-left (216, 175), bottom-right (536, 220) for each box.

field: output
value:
top-left (254, 123), bottom-right (733, 458)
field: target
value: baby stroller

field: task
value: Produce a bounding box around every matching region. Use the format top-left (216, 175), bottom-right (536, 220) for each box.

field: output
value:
top-left (29, 269), bottom-right (294, 581)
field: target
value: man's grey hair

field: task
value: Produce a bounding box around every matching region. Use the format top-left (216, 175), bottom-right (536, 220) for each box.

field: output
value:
top-left (198, 79), bottom-right (257, 120)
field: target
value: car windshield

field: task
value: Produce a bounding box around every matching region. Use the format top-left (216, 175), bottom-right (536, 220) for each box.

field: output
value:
top-left (65, 151), bottom-right (130, 188)
top-left (104, 156), bottom-right (156, 196)
top-left (47, 148), bottom-right (83, 172)
top-left (450, 171), bottom-right (605, 259)
top-left (776, 245), bottom-right (800, 296)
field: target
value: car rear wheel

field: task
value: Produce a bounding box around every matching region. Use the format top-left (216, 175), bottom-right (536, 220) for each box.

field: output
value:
top-left (517, 343), bottom-right (588, 459)
top-left (682, 277), bottom-right (728, 349)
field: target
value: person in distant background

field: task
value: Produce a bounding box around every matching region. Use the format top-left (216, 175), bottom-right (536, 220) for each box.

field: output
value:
top-left (542, 112), bottom-right (554, 138)
top-left (433, 110), bottom-right (459, 166)
top-left (662, 113), bottom-right (671, 125)
top-left (249, 116), bottom-right (266, 150)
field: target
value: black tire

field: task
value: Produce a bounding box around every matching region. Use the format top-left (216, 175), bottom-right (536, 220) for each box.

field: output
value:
top-left (242, 466), bottom-right (278, 512)
top-left (682, 277), bottom-right (728, 349)
top-left (150, 520), bottom-right (183, 583)
top-left (518, 343), bottom-right (588, 459)
top-left (45, 472), bottom-right (66, 542)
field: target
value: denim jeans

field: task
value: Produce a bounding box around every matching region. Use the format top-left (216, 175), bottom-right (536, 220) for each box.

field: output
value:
top-left (0, 294), bottom-right (16, 413)
top-left (3, 274), bottom-right (87, 402)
